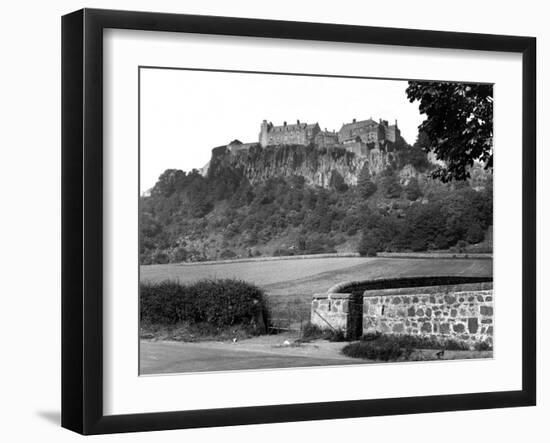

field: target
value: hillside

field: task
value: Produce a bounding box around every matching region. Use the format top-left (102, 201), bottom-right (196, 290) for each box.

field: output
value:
top-left (140, 142), bottom-right (492, 265)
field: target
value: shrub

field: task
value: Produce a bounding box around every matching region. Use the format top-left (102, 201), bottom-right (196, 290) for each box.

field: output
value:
top-left (343, 334), bottom-right (471, 361)
top-left (342, 339), bottom-right (403, 361)
top-left (140, 279), bottom-right (267, 332)
top-left (360, 180), bottom-right (377, 199)
top-left (433, 234), bottom-right (449, 250)
top-left (474, 340), bottom-right (493, 351)
top-left (330, 170), bottom-right (348, 192)
top-left (140, 253), bottom-right (153, 265)
top-left (172, 247), bottom-right (188, 263)
top-left (152, 251), bottom-right (169, 264)
top-left (404, 177), bottom-right (422, 201)
top-left (457, 240), bottom-right (468, 253)
top-left (410, 238), bottom-right (427, 252)
top-left (301, 322), bottom-right (347, 342)
top-left (357, 165), bottom-right (377, 198)
top-left (358, 230), bottom-right (381, 256)
top-left (363, 248), bottom-right (378, 257)
top-left (377, 171), bottom-right (402, 198)
top-left (305, 234), bottom-right (337, 254)
top-left (466, 223), bottom-right (485, 244)
top-left (220, 249), bottom-right (237, 259)
top-left (399, 143), bottom-right (431, 171)
top-left (361, 331), bottom-right (382, 341)
top-left (386, 335), bottom-right (469, 351)
top-left (330, 329), bottom-right (347, 342)
top-left (301, 322), bottom-right (325, 340)
top-left (273, 248), bottom-right (295, 256)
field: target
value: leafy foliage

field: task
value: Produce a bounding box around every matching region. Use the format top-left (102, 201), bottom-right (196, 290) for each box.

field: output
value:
top-left (140, 279), bottom-right (267, 331)
top-left (342, 337), bottom-right (403, 361)
top-left (376, 168), bottom-right (402, 198)
top-left (357, 165), bottom-right (377, 199)
top-left (329, 170), bottom-right (348, 192)
top-left (398, 133), bottom-right (432, 172)
top-left (404, 177), bottom-right (421, 201)
top-left (357, 230), bottom-right (381, 257)
top-left (406, 81), bottom-right (493, 182)
top-left (301, 322), bottom-right (347, 342)
top-left (342, 333), bottom-right (471, 361)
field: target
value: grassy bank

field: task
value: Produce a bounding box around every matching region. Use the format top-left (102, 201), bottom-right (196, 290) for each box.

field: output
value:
top-left (342, 333), bottom-right (493, 362)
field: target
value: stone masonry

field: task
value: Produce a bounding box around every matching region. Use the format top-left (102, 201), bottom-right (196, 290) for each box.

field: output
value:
top-left (311, 279), bottom-right (493, 348)
top-left (362, 283), bottom-right (494, 348)
top-left (311, 292), bottom-right (352, 332)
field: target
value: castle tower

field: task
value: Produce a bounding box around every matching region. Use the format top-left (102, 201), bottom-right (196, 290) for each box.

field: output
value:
top-left (259, 120), bottom-right (270, 147)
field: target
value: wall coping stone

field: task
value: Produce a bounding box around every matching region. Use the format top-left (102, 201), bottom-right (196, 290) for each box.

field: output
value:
top-left (363, 282), bottom-right (493, 297)
top-left (327, 276), bottom-right (492, 295)
top-left (312, 292), bottom-right (352, 300)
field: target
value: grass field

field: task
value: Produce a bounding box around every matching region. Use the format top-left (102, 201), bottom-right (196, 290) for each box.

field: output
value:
top-left (141, 256), bottom-right (492, 326)
top-left (141, 256), bottom-right (492, 294)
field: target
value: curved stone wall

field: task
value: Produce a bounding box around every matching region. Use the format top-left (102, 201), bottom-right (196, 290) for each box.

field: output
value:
top-left (327, 276), bottom-right (492, 296)
top-left (362, 282), bottom-right (493, 348)
top-left (312, 276), bottom-right (493, 347)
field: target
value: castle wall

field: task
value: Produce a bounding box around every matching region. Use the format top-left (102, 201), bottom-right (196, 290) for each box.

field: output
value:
top-left (267, 129), bottom-right (308, 146)
top-left (339, 121), bottom-right (386, 145)
top-left (259, 121), bottom-right (269, 147)
top-left (343, 141), bottom-right (368, 156)
top-left (315, 131), bottom-right (339, 149)
top-left (338, 119), bottom-right (399, 146)
top-left (260, 118), bottom-right (400, 149)
top-left (386, 125), bottom-right (400, 143)
top-left (259, 121), bottom-right (320, 147)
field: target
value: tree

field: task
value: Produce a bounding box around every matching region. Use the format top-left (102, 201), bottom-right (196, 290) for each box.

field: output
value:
top-left (152, 251), bottom-right (169, 264)
top-left (358, 230), bottom-right (381, 257)
top-left (357, 165), bottom-right (377, 198)
top-left (466, 223), bottom-right (484, 244)
top-left (405, 201), bottom-right (447, 250)
top-left (398, 133), bottom-right (431, 171)
top-left (151, 169), bottom-right (186, 197)
top-left (404, 177), bottom-right (421, 201)
top-left (329, 170), bottom-right (348, 192)
top-left (406, 82), bottom-right (493, 182)
top-left (172, 247), bottom-right (188, 263)
top-left (377, 169), bottom-right (402, 198)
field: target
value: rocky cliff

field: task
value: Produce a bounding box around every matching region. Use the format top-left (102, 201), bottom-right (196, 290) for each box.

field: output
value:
top-left (207, 144), bottom-right (396, 188)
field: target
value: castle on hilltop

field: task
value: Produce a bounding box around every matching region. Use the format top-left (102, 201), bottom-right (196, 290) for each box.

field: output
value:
top-left (227, 117), bottom-right (402, 156)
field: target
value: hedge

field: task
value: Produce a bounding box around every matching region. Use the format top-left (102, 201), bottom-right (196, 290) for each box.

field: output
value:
top-left (140, 279), bottom-right (267, 330)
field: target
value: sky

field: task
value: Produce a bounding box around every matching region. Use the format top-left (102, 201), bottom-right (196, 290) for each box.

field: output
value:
top-left (139, 68), bottom-right (425, 193)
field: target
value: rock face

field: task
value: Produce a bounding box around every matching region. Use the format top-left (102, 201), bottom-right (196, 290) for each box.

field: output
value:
top-left (207, 144), bottom-right (395, 188)
top-left (398, 164), bottom-right (420, 186)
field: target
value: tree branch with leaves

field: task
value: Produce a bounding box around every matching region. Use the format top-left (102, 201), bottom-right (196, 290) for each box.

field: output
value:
top-left (406, 81), bottom-right (493, 182)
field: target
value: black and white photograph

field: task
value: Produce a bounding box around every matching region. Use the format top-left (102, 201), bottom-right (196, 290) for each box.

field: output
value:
top-left (0, 0), bottom-right (546, 438)
top-left (138, 68), bottom-right (494, 375)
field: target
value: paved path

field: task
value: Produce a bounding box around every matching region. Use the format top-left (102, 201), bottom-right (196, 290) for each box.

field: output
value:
top-left (140, 339), bottom-right (361, 375)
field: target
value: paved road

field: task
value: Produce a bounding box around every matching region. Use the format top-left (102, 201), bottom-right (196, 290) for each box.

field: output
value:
top-left (140, 340), bottom-right (360, 375)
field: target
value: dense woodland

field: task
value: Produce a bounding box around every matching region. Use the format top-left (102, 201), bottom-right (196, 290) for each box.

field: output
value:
top-left (140, 137), bottom-right (492, 265)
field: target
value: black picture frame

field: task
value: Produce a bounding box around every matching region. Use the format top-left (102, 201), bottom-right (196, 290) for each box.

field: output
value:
top-left (61, 8), bottom-right (536, 435)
